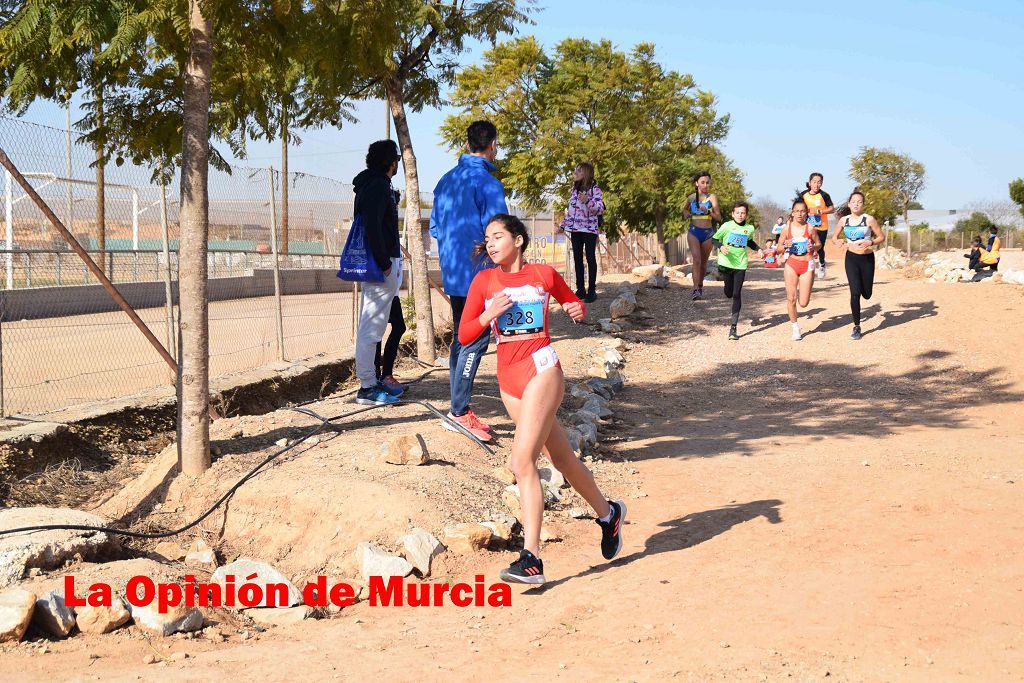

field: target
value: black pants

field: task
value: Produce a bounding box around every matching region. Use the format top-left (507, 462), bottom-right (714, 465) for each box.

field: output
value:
top-left (845, 251), bottom-right (875, 325)
top-left (815, 229), bottom-right (829, 267)
top-left (719, 265), bottom-right (746, 325)
top-left (570, 231), bottom-right (598, 296)
top-left (374, 296), bottom-right (405, 378)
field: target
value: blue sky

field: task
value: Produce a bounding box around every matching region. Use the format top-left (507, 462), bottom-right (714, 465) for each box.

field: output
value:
top-left (12, 0), bottom-right (1024, 208)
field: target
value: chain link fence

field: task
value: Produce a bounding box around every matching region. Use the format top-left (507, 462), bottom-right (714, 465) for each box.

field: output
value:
top-left (0, 116), bottom-right (575, 417)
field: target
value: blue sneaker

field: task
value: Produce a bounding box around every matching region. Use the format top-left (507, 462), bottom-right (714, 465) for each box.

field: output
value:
top-left (355, 383), bottom-right (399, 406)
top-left (379, 376), bottom-right (406, 397)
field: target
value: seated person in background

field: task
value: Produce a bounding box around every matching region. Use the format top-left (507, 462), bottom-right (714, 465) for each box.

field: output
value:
top-left (964, 236), bottom-right (983, 271)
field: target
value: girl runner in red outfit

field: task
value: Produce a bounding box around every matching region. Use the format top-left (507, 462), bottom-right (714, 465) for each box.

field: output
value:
top-left (778, 198), bottom-right (821, 341)
top-left (459, 214), bottom-right (626, 584)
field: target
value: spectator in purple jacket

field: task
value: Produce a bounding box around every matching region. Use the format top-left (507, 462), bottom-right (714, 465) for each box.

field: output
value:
top-left (558, 163), bottom-right (605, 302)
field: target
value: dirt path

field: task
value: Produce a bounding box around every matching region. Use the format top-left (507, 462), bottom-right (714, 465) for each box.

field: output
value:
top-left (5, 264), bottom-right (1024, 681)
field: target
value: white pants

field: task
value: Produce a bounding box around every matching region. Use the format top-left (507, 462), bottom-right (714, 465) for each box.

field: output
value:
top-left (355, 257), bottom-right (403, 388)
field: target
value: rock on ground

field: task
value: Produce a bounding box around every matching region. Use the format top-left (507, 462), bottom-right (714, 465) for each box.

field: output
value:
top-left (0, 589), bottom-right (36, 643)
top-left (212, 559), bottom-right (302, 607)
top-left (631, 264), bottom-right (664, 279)
top-left (380, 434), bottom-right (429, 465)
top-left (0, 508), bottom-right (121, 589)
top-left (480, 521), bottom-right (514, 548)
top-left (609, 292), bottom-right (637, 320)
top-left (400, 529), bottom-right (444, 577)
top-left (76, 596), bottom-right (131, 635)
top-left (153, 542), bottom-right (186, 562)
top-left (358, 543), bottom-right (414, 583)
top-left (31, 590), bottom-right (76, 638)
top-left (128, 601), bottom-right (203, 637)
top-left (442, 523), bottom-right (493, 555)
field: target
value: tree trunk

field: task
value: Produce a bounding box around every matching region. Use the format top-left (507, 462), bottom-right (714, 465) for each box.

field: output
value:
top-left (177, 0), bottom-right (213, 476)
top-left (280, 103), bottom-right (289, 255)
top-left (386, 77), bottom-right (435, 364)
top-left (654, 205), bottom-right (668, 265)
top-left (904, 207), bottom-right (911, 259)
top-left (94, 81), bottom-right (106, 277)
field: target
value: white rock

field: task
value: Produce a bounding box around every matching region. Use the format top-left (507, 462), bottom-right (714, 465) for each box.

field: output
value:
top-left (184, 539), bottom-right (217, 567)
top-left (0, 589), bottom-right (36, 643)
top-left (400, 528), bottom-right (444, 576)
top-left (358, 543), bottom-right (414, 583)
top-left (631, 264), bottom-right (664, 279)
top-left (76, 596), bottom-right (131, 635)
top-left (129, 601), bottom-right (203, 637)
top-left (600, 337), bottom-right (625, 351)
top-left (0, 508), bottom-right (120, 589)
top-left (480, 521), bottom-right (514, 546)
top-left (212, 559), bottom-right (302, 607)
top-left (242, 606), bottom-right (310, 628)
top-left (538, 467), bottom-right (566, 490)
top-left (601, 348), bottom-right (625, 367)
top-left (32, 590), bottom-right (76, 638)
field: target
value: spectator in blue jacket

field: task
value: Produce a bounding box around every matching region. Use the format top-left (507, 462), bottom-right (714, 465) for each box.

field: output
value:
top-left (430, 120), bottom-right (508, 441)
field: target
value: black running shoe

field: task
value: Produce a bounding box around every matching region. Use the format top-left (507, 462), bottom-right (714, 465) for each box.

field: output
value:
top-left (584, 292), bottom-right (597, 303)
top-left (851, 325), bottom-right (862, 341)
top-left (499, 549), bottom-right (546, 585)
top-left (728, 326), bottom-right (739, 341)
top-left (597, 500), bottom-right (627, 560)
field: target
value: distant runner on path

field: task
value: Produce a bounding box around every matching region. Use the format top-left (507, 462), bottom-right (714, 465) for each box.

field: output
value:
top-left (832, 190), bottom-right (885, 340)
top-left (778, 198), bottom-right (821, 341)
top-left (682, 170), bottom-right (721, 301)
top-left (711, 202), bottom-right (760, 340)
top-left (801, 173), bottom-right (834, 279)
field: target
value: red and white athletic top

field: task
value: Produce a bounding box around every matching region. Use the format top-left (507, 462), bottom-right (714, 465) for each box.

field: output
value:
top-left (458, 263), bottom-right (583, 366)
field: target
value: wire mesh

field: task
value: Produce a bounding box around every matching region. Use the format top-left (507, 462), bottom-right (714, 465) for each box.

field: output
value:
top-left (0, 116), bottom-right (567, 417)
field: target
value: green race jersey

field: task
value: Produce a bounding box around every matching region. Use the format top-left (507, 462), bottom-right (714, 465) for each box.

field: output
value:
top-left (713, 221), bottom-right (757, 270)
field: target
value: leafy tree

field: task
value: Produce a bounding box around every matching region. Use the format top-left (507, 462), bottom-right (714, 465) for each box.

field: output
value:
top-left (1010, 178), bottom-right (1024, 220)
top-left (319, 0), bottom-right (532, 364)
top-left (0, 0), bottom-right (144, 269)
top-left (848, 146), bottom-right (925, 255)
top-left (954, 211), bottom-right (996, 236)
top-left (908, 200), bottom-right (924, 210)
top-left (442, 37), bottom-right (740, 263)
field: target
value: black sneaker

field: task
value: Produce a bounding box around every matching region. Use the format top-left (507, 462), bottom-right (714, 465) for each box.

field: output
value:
top-left (596, 500), bottom-right (627, 560)
top-left (584, 292), bottom-right (597, 303)
top-left (851, 325), bottom-right (862, 341)
top-left (728, 326), bottom-right (739, 341)
top-left (574, 289), bottom-right (586, 300)
top-left (499, 549), bottom-right (546, 584)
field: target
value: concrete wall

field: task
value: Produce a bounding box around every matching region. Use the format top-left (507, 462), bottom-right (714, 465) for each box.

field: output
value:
top-left (1, 267), bottom-right (446, 321)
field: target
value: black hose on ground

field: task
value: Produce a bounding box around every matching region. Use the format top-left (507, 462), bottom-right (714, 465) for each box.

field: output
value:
top-left (0, 396), bottom-right (493, 540)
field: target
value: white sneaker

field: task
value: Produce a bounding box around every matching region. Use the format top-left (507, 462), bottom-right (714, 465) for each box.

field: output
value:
top-left (791, 325), bottom-right (802, 341)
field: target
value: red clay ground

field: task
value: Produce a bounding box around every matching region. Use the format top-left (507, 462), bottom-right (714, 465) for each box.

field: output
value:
top-left (3, 261), bottom-right (1023, 681)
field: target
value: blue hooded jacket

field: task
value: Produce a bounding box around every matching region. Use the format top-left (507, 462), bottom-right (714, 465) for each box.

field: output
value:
top-left (429, 154), bottom-right (508, 297)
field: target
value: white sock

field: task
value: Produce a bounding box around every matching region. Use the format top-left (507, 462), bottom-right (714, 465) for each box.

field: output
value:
top-left (598, 503), bottom-right (614, 523)
top-left (791, 322), bottom-right (800, 332)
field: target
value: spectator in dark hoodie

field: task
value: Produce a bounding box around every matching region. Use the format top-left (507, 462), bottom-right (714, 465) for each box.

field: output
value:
top-left (353, 140), bottom-right (404, 406)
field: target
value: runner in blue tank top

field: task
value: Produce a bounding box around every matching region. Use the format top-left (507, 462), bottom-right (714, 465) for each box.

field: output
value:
top-left (682, 170), bottom-right (721, 301)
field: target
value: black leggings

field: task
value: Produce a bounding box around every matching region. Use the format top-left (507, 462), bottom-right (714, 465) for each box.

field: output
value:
top-left (720, 266), bottom-right (746, 325)
top-left (375, 296), bottom-right (405, 378)
top-left (845, 251), bottom-right (875, 325)
top-left (570, 231), bottom-right (598, 295)
top-left (815, 229), bottom-right (829, 267)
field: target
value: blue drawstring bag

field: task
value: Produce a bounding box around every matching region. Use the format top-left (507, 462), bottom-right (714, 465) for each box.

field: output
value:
top-left (337, 214), bottom-right (385, 282)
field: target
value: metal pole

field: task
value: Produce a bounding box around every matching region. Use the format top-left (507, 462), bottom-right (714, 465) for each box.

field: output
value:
top-left (0, 295), bottom-right (4, 417)
top-left (5, 170), bottom-right (12, 289)
top-left (65, 105), bottom-right (73, 238)
top-left (0, 147), bottom-right (177, 373)
top-left (267, 167), bottom-right (286, 361)
top-left (56, 251), bottom-right (62, 286)
top-left (131, 189), bottom-right (140, 250)
top-left (160, 182), bottom-right (176, 368)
